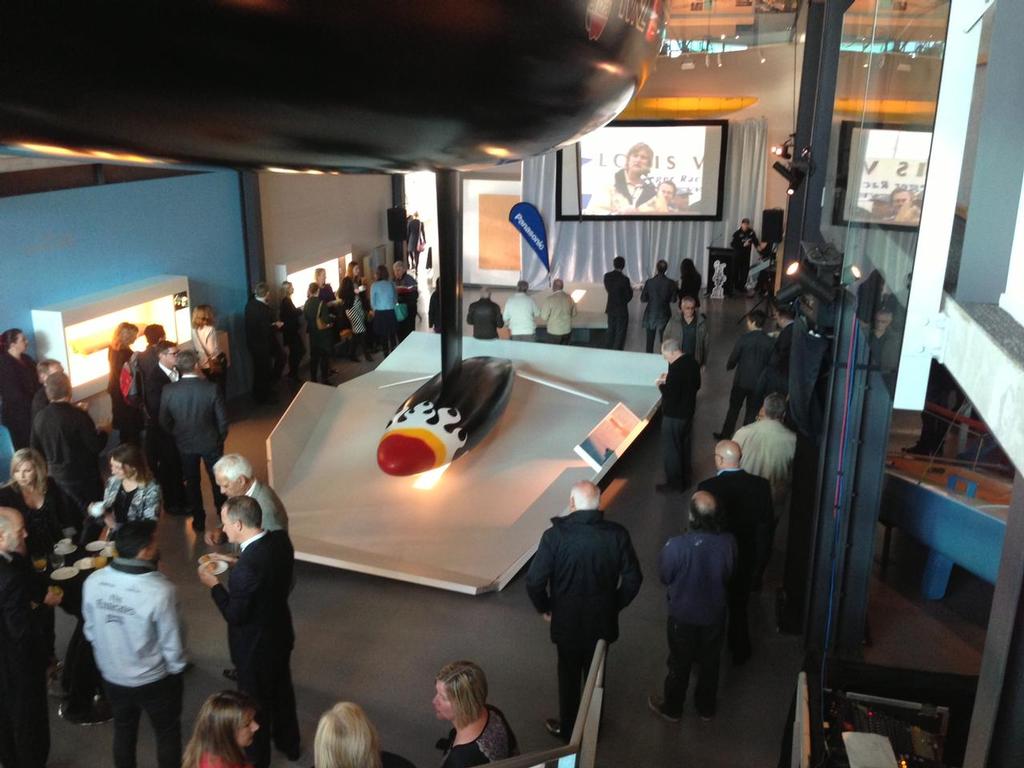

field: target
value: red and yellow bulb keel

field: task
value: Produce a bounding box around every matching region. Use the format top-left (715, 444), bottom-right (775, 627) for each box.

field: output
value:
top-left (377, 401), bottom-right (467, 476)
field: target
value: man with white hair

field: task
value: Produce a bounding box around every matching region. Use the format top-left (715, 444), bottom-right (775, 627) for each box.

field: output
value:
top-left (539, 279), bottom-right (576, 345)
top-left (526, 481), bottom-right (642, 741)
top-left (205, 453), bottom-right (288, 545)
top-left (502, 281), bottom-right (540, 341)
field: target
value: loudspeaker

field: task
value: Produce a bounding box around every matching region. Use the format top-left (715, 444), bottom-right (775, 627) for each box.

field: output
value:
top-left (762, 208), bottom-right (784, 242)
top-left (386, 207), bottom-right (407, 241)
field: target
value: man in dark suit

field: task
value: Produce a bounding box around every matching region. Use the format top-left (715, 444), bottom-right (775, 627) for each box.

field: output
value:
top-left (640, 259), bottom-right (676, 353)
top-left (143, 341), bottom-right (186, 515)
top-left (526, 481), bottom-right (642, 741)
top-left (656, 338), bottom-right (701, 493)
top-left (603, 256), bottom-right (632, 350)
top-left (31, 372), bottom-right (106, 517)
top-left (29, 359), bottom-right (63, 425)
top-left (697, 441), bottom-right (773, 664)
top-left (465, 289), bottom-right (504, 340)
top-left (159, 349), bottom-right (228, 534)
top-left (245, 282), bottom-right (284, 404)
top-left (715, 309), bottom-right (774, 439)
top-left (198, 496), bottom-right (300, 768)
top-left (0, 506), bottom-right (63, 768)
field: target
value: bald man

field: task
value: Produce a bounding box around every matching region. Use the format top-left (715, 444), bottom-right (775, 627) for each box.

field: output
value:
top-left (697, 441), bottom-right (773, 664)
top-left (649, 492), bottom-right (735, 722)
top-left (0, 507), bottom-right (61, 768)
top-left (526, 481), bottom-right (642, 741)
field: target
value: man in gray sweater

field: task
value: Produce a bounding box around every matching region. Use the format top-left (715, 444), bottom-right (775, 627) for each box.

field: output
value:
top-left (83, 521), bottom-right (187, 768)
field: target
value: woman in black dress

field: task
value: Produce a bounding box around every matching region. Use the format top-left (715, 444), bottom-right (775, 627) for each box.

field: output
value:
top-left (433, 661), bottom-right (518, 768)
top-left (279, 281), bottom-right (305, 381)
top-left (0, 328), bottom-right (40, 449)
top-left (678, 258), bottom-right (702, 306)
top-left (107, 322), bottom-right (143, 445)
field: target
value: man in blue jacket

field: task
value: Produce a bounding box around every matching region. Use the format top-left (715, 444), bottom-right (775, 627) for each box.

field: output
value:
top-left (648, 491), bottom-right (735, 722)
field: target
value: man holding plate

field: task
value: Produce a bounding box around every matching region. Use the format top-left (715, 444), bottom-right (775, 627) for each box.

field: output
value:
top-left (0, 506), bottom-right (63, 768)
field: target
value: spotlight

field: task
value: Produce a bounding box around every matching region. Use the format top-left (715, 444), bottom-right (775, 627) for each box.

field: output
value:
top-left (786, 261), bottom-right (801, 277)
top-left (849, 264), bottom-right (862, 280)
top-left (773, 160), bottom-right (807, 194)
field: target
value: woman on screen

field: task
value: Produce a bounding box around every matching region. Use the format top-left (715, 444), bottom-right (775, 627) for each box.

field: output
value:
top-left (583, 142), bottom-right (656, 215)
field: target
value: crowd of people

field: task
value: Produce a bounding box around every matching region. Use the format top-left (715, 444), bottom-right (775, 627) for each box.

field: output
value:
top-left (0, 248), bottom-right (809, 768)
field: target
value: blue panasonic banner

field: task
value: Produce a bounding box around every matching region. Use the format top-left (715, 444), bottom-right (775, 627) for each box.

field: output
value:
top-left (509, 202), bottom-right (550, 272)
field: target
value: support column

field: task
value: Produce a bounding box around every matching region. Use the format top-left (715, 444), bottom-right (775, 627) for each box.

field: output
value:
top-left (435, 169), bottom-right (462, 379)
top-left (391, 174), bottom-right (405, 267)
top-left (238, 170), bottom-right (266, 286)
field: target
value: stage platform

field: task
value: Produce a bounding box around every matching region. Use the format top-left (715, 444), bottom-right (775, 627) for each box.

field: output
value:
top-left (266, 333), bottom-right (664, 594)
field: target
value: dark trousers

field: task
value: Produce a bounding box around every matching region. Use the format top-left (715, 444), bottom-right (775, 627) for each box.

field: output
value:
top-left (555, 637), bottom-right (600, 742)
top-left (662, 617), bottom-right (726, 717)
top-left (547, 332), bottom-right (571, 345)
top-left (397, 312), bottom-right (416, 342)
top-left (606, 314), bottom-right (628, 350)
top-left (347, 332), bottom-right (373, 362)
top-left (307, 345), bottom-right (331, 383)
top-left (249, 345), bottom-right (284, 403)
top-left (0, 654), bottom-right (49, 768)
top-left (105, 673), bottom-right (183, 768)
top-left (727, 580), bottom-right (753, 663)
top-left (145, 426), bottom-right (185, 511)
top-left (283, 332), bottom-right (304, 379)
top-left (178, 448), bottom-right (225, 531)
top-left (62, 618), bottom-right (106, 716)
top-left (645, 322), bottom-right (669, 353)
top-left (732, 248), bottom-right (751, 294)
top-left (660, 415), bottom-right (693, 490)
top-left (720, 385), bottom-right (757, 438)
top-left (238, 653), bottom-right (301, 768)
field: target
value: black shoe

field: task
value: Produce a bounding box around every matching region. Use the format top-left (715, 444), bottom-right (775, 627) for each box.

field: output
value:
top-left (222, 667), bottom-right (238, 682)
top-left (544, 718), bottom-right (563, 738)
top-left (647, 695), bottom-right (682, 723)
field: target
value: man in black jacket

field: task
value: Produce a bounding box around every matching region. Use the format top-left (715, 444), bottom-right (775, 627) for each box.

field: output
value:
top-left (466, 289), bottom-right (504, 340)
top-left (31, 372), bottom-right (106, 517)
top-left (245, 282), bottom-right (284, 404)
top-left (603, 256), bottom-right (632, 350)
top-left (0, 507), bottom-right (63, 768)
top-left (143, 341), bottom-right (186, 515)
top-left (697, 441), bottom-right (773, 664)
top-left (656, 338), bottom-right (701, 493)
top-left (526, 481), bottom-right (642, 741)
top-left (199, 496), bottom-right (300, 768)
top-left (159, 349), bottom-right (228, 534)
top-left (641, 259), bottom-right (677, 353)
top-left (715, 309), bottom-right (774, 439)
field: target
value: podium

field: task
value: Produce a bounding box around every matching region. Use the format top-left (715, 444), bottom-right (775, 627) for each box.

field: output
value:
top-left (706, 247), bottom-right (734, 295)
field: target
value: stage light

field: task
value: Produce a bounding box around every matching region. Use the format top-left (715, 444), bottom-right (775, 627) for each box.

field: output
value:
top-left (774, 160), bottom-right (807, 195)
top-left (849, 264), bottom-right (862, 280)
top-left (786, 261), bottom-right (801, 277)
top-left (413, 463), bottom-right (451, 490)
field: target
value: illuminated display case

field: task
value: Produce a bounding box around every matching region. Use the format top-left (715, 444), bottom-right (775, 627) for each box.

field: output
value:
top-left (31, 275), bottom-right (191, 400)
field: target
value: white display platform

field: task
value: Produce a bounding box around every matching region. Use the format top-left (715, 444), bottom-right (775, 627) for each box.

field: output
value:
top-left (268, 333), bottom-right (664, 594)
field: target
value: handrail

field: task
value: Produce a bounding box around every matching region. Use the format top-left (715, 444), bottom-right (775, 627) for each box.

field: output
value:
top-left (482, 640), bottom-right (608, 768)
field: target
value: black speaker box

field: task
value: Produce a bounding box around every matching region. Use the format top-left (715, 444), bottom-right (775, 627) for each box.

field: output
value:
top-left (762, 208), bottom-right (784, 242)
top-left (386, 207), bottom-right (407, 241)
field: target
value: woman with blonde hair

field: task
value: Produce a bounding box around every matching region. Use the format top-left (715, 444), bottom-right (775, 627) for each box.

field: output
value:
top-left (0, 447), bottom-right (75, 556)
top-left (108, 321), bottom-right (143, 444)
top-left (183, 690), bottom-right (260, 768)
top-left (192, 304), bottom-right (226, 387)
top-left (95, 441), bottom-right (162, 537)
top-left (433, 661), bottom-right (518, 767)
top-left (315, 702), bottom-right (414, 768)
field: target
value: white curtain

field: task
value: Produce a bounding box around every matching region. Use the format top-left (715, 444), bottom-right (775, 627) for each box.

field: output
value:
top-left (521, 117), bottom-right (768, 287)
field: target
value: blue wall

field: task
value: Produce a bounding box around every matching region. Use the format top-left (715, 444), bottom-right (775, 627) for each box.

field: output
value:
top-left (0, 171), bottom-right (252, 396)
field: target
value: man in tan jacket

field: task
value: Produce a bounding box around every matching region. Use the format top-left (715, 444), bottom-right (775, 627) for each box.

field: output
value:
top-left (540, 279), bottom-right (577, 345)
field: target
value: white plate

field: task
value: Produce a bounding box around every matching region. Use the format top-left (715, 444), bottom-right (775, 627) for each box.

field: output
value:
top-left (85, 541), bottom-right (108, 552)
top-left (51, 566), bottom-right (79, 581)
top-left (75, 557), bottom-right (96, 570)
top-left (201, 559), bottom-right (228, 576)
top-left (197, 554), bottom-right (218, 565)
top-left (53, 542), bottom-right (77, 556)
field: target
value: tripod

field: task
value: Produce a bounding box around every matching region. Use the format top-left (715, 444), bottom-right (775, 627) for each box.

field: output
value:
top-left (737, 244), bottom-right (777, 324)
